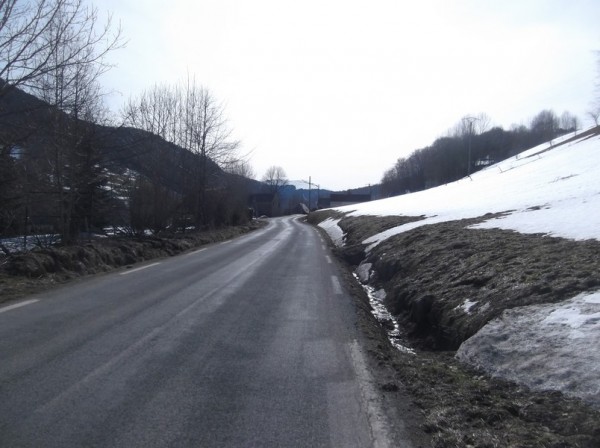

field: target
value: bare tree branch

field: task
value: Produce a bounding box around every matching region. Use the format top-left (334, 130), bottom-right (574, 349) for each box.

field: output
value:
top-left (0, 0), bottom-right (124, 97)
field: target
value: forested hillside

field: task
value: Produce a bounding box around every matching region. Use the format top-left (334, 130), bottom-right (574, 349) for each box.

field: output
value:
top-left (381, 110), bottom-right (579, 196)
top-left (0, 83), bottom-right (260, 244)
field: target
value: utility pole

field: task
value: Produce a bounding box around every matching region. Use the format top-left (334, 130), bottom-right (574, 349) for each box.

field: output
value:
top-left (302, 177), bottom-right (320, 211)
top-left (462, 116), bottom-right (479, 176)
top-left (308, 176), bottom-right (311, 211)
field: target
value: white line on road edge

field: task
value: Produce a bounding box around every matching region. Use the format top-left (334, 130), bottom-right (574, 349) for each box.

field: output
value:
top-left (0, 299), bottom-right (39, 314)
top-left (186, 248), bottom-right (207, 256)
top-left (326, 255), bottom-right (332, 264)
top-left (321, 244), bottom-right (326, 251)
top-left (331, 276), bottom-right (343, 295)
top-left (220, 240), bottom-right (231, 245)
top-left (348, 340), bottom-right (395, 448)
top-left (120, 262), bottom-right (161, 276)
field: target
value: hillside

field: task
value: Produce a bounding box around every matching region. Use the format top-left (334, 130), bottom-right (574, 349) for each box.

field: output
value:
top-left (310, 127), bottom-right (600, 446)
top-left (0, 83), bottom-right (264, 237)
top-left (0, 82), bottom-right (225, 193)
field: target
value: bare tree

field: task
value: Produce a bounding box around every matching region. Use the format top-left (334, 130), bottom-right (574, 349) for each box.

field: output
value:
top-left (530, 109), bottom-right (559, 142)
top-left (262, 166), bottom-right (288, 194)
top-left (124, 79), bottom-right (239, 169)
top-left (474, 112), bottom-right (491, 134)
top-left (0, 0), bottom-right (122, 97)
top-left (124, 79), bottom-right (240, 227)
top-left (449, 112), bottom-right (492, 138)
top-left (225, 159), bottom-right (255, 179)
top-left (181, 79), bottom-right (240, 168)
top-left (24, 0), bottom-right (122, 242)
top-left (178, 78), bottom-right (240, 226)
top-left (122, 83), bottom-right (179, 139)
top-left (1, 0), bottom-right (62, 93)
top-left (559, 111), bottom-right (580, 133)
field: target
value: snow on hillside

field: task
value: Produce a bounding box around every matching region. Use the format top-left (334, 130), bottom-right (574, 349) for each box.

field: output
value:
top-left (326, 129), bottom-right (600, 249)
top-left (319, 127), bottom-right (600, 407)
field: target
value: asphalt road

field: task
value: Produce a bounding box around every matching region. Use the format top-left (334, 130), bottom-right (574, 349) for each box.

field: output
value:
top-left (0, 216), bottom-right (411, 447)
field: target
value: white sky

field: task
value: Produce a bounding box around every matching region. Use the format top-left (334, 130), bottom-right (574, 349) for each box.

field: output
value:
top-left (99, 0), bottom-right (600, 191)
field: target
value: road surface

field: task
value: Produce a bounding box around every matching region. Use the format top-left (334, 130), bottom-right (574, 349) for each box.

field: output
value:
top-left (0, 216), bottom-right (414, 447)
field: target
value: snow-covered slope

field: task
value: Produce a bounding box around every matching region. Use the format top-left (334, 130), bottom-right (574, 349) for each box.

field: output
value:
top-left (326, 128), bottom-right (600, 248)
top-left (319, 127), bottom-right (600, 407)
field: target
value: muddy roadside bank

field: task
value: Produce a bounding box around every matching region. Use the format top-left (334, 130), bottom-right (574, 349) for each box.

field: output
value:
top-left (309, 210), bottom-right (600, 448)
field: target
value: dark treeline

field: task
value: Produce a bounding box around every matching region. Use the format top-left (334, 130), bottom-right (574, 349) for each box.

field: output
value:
top-left (381, 110), bottom-right (580, 197)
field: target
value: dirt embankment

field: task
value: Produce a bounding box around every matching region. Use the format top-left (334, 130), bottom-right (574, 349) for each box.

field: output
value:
top-left (368, 218), bottom-right (600, 350)
top-left (310, 210), bottom-right (600, 448)
top-left (0, 221), bottom-right (266, 305)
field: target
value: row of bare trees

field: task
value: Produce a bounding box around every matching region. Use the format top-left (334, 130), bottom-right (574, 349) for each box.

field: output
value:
top-left (121, 80), bottom-right (248, 231)
top-left (123, 80), bottom-right (239, 166)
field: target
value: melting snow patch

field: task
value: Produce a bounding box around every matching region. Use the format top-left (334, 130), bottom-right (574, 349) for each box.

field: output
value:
top-left (363, 219), bottom-right (430, 252)
top-left (355, 262), bottom-right (372, 283)
top-left (353, 274), bottom-right (415, 355)
top-left (543, 305), bottom-right (600, 331)
top-left (457, 299), bottom-right (477, 314)
top-left (584, 294), bottom-right (600, 304)
top-left (457, 290), bottom-right (600, 408)
top-left (318, 218), bottom-right (345, 247)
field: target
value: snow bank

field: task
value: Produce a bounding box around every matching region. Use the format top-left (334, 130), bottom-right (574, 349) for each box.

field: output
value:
top-left (456, 290), bottom-right (600, 408)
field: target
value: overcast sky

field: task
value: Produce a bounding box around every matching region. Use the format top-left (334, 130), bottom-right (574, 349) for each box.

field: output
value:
top-left (100, 0), bottom-right (599, 191)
